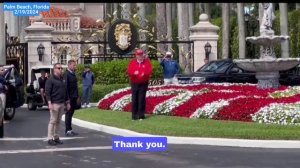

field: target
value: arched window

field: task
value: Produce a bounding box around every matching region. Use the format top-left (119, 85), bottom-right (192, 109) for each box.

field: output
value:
top-left (60, 49), bottom-right (67, 65)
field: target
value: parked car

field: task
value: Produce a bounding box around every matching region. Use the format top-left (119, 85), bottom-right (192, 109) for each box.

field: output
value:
top-left (0, 96), bottom-right (4, 138)
top-left (2, 65), bottom-right (25, 120)
top-left (177, 59), bottom-right (300, 86)
top-left (26, 65), bottom-right (67, 110)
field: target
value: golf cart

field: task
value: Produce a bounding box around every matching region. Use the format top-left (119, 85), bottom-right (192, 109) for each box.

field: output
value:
top-left (26, 65), bottom-right (67, 110)
top-left (2, 65), bottom-right (25, 120)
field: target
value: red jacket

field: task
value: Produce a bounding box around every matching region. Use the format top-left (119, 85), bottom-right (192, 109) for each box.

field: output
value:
top-left (127, 58), bottom-right (153, 84)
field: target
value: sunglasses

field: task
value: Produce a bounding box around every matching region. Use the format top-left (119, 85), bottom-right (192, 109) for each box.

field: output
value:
top-left (55, 67), bottom-right (63, 70)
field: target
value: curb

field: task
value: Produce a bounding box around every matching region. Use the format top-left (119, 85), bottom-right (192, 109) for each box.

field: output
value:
top-left (70, 117), bottom-right (300, 149)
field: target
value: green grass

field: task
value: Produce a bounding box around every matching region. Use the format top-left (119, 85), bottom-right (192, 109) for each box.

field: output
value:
top-left (74, 108), bottom-right (300, 140)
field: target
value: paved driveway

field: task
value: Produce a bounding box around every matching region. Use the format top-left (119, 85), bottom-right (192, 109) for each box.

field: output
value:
top-left (1, 107), bottom-right (300, 168)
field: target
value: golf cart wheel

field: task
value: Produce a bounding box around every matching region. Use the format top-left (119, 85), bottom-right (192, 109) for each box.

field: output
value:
top-left (4, 107), bottom-right (15, 120)
top-left (28, 99), bottom-right (37, 111)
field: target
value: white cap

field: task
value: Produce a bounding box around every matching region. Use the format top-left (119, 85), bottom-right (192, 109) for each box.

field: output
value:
top-left (166, 51), bottom-right (172, 56)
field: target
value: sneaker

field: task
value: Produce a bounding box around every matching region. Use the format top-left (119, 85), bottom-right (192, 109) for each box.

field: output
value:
top-left (47, 139), bottom-right (57, 146)
top-left (65, 130), bottom-right (79, 136)
top-left (86, 104), bottom-right (91, 108)
top-left (82, 103), bottom-right (87, 108)
top-left (54, 138), bottom-right (63, 145)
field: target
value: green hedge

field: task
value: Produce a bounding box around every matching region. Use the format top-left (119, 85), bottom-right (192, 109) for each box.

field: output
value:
top-left (78, 84), bottom-right (129, 102)
top-left (76, 59), bottom-right (163, 85)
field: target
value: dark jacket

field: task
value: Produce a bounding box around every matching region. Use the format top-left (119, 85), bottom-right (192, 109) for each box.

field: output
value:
top-left (82, 71), bottom-right (94, 86)
top-left (64, 69), bottom-right (79, 99)
top-left (0, 75), bottom-right (7, 94)
top-left (45, 74), bottom-right (69, 104)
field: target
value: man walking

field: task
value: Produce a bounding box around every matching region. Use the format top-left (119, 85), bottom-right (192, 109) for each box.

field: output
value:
top-left (127, 49), bottom-right (153, 120)
top-left (159, 51), bottom-right (180, 85)
top-left (82, 64), bottom-right (94, 108)
top-left (45, 63), bottom-right (70, 145)
top-left (64, 60), bottom-right (79, 136)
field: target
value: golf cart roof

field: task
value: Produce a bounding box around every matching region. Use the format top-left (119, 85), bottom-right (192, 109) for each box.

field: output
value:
top-left (31, 65), bottom-right (67, 70)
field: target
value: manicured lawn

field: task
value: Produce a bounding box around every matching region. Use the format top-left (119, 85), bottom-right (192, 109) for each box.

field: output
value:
top-left (74, 108), bottom-right (300, 140)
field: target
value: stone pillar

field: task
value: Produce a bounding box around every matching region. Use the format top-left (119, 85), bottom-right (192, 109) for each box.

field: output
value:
top-left (69, 9), bottom-right (82, 33)
top-left (24, 18), bottom-right (54, 83)
top-left (0, 4), bottom-right (5, 64)
top-left (189, 14), bottom-right (219, 72)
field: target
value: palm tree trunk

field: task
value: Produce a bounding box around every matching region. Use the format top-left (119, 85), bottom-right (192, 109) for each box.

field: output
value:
top-left (237, 3), bottom-right (246, 59)
top-left (0, 4), bottom-right (5, 63)
top-left (166, 3), bottom-right (173, 50)
top-left (188, 3), bottom-right (194, 27)
top-left (198, 3), bottom-right (204, 13)
top-left (222, 3), bottom-right (230, 59)
top-left (258, 3), bottom-right (264, 58)
top-left (171, 3), bottom-right (177, 20)
top-left (296, 3), bottom-right (300, 10)
top-left (204, 3), bottom-right (211, 20)
top-left (178, 3), bottom-right (191, 74)
top-left (121, 3), bottom-right (131, 21)
top-left (156, 3), bottom-right (168, 55)
top-left (279, 3), bottom-right (290, 58)
top-left (137, 3), bottom-right (147, 41)
top-left (113, 3), bottom-right (120, 20)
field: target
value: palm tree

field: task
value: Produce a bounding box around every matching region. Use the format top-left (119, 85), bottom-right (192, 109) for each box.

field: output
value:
top-left (166, 3), bottom-right (172, 50)
top-left (0, 4), bottom-right (5, 63)
top-left (237, 3), bottom-right (246, 59)
top-left (188, 3), bottom-right (194, 27)
top-left (279, 3), bottom-right (289, 58)
top-left (222, 3), bottom-right (230, 59)
top-left (136, 3), bottom-right (147, 41)
top-left (177, 3), bottom-right (191, 73)
top-left (156, 3), bottom-right (168, 55)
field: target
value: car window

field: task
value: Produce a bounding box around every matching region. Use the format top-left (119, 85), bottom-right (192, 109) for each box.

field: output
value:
top-left (199, 61), bottom-right (227, 72)
top-left (215, 63), bottom-right (232, 73)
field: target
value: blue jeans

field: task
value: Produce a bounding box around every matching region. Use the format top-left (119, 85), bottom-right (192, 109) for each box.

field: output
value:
top-left (82, 85), bottom-right (93, 105)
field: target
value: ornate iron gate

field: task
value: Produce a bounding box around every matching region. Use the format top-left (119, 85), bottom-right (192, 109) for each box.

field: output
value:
top-left (5, 23), bottom-right (28, 85)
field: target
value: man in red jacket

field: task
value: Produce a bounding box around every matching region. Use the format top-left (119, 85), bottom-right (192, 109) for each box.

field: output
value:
top-left (127, 49), bottom-right (153, 120)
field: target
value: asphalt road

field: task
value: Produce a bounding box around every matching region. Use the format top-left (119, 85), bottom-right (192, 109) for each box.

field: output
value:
top-left (1, 107), bottom-right (300, 168)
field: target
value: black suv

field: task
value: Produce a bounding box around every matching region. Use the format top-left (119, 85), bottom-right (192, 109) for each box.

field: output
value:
top-left (177, 59), bottom-right (300, 86)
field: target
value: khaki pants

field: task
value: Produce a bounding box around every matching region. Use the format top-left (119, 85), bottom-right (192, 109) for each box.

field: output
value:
top-left (0, 93), bottom-right (6, 109)
top-left (48, 103), bottom-right (65, 139)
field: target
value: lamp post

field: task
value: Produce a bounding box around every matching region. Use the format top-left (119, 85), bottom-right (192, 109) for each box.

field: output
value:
top-left (244, 12), bottom-right (250, 36)
top-left (204, 42), bottom-right (212, 61)
top-left (37, 43), bottom-right (45, 61)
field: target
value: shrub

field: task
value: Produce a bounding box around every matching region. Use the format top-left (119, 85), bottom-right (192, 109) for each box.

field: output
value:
top-left (76, 59), bottom-right (163, 85)
top-left (78, 84), bottom-right (129, 102)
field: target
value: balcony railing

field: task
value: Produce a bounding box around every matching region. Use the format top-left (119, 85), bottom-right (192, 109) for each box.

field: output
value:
top-left (29, 17), bottom-right (71, 32)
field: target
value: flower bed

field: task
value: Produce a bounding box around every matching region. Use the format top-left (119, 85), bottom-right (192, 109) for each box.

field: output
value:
top-left (97, 83), bottom-right (300, 125)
